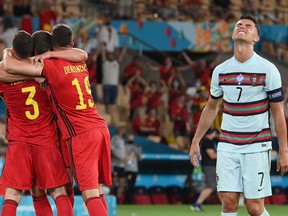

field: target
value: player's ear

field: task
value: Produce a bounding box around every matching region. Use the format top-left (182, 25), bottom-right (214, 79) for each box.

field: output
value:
top-left (253, 35), bottom-right (260, 43)
top-left (70, 40), bottom-right (74, 48)
top-left (11, 49), bottom-right (16, 57)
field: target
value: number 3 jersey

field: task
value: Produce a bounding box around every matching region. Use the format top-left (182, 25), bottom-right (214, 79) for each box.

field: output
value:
top-left (0, 80), bottom-right (58, 147)
top-left (43, 59), bottom-right (107, 140)
top-left (211, 52), bottom-right (284, 153)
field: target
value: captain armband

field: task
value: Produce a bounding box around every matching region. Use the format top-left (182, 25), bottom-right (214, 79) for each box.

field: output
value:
top-left (267, 87), bottom-right (284, 102)
top-left (211, 94), bottom-right (223, 100)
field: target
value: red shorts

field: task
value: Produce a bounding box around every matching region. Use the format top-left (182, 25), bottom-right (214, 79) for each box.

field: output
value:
top-left (68, 127), bottom-right (112, 191)
top-left (59, 137), bottom-right (71, 168)
top-left (1, 143), bottom-right (69, 190)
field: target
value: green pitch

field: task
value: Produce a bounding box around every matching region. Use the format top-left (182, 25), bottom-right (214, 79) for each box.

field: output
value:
top-left (117, 205), bottom-right (288, 216)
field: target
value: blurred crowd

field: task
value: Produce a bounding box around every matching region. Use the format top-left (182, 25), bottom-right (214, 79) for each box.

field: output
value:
top-left (86, 22), bottom-right (225, 153)
top-left (98, 0), bottom-right (288, 24)
top-left (1, 0), bottom-right (287, 24)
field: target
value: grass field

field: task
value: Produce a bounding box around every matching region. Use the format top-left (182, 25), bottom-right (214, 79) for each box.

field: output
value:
top-left (117, 205), bottom-right (288, 216)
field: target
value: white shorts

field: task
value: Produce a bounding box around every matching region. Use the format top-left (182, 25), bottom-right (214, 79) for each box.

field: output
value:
top-left (216, 150), bottom-right (272, 199)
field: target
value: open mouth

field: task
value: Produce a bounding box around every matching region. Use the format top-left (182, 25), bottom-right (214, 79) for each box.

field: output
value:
top-left (238, 31), bottom-right (246, 35)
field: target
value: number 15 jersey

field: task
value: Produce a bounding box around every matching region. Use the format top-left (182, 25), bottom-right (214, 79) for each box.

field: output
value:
top-left (211, 52), bottom-right (284, 153)
top-left (43, 59), bottom-right (107, 140)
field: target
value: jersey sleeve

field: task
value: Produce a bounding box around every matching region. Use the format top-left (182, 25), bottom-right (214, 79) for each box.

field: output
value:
top-left (43, 59), bottom-right (57, 82)
top-left (264, 63), bottom-right (283, 102)
top-left (210, 66), bottom-right (223, 99)
top-left (0, 83), bottom-right (4, 97)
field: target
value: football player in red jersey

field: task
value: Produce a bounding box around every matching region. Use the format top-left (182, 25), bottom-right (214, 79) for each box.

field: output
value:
top-left (30, 30), bottom-right (77, 214)
top-left (0, 30), bottom-right (88, 216)
top-left (3, 24), bottom-right (112, 216)
top-left (0, 31), bottom-right (73, 216)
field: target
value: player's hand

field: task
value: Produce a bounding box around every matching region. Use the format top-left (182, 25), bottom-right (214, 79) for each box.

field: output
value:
top-left (277, 150), bottom-right (288, 175)
top-left (34, 77), bottom-right (48, 90)
top-left (34, 77), bottom-right (46, 84)
top-left (40, 82), bottom-right (48, 90)
top-left (189, 142), bottom-right (202, 168)
top-left (3, 48), bottom-right (12, 56)
top-left (32, 51), bottom-right (51, 64)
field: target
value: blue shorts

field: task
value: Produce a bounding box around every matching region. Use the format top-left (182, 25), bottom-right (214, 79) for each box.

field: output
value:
top-left (103, 85), bottom-right (118, 105)
top-left (216, 150), bottom-right (272, 199)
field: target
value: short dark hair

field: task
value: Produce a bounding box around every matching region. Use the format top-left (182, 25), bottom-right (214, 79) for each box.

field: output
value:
top-left (12, 30), bottom-right (33, 59)
top-left (51, 23), bottom-right (73, 47)
top-left (239, 15), bottom-right (260, 36)
top-left (32, 30), bottom-right (52, 55)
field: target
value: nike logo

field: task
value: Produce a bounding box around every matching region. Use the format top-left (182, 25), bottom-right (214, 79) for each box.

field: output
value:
top-left (258, 188), bottom-right (264, 192)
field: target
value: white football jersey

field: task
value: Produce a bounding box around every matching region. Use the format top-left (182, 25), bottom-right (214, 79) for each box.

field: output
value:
top-left (211, 52), bottom-right (283, 153)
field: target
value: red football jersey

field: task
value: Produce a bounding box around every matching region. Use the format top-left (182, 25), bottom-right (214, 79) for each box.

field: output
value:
top-left (0, 80), bottom-right (58, 147)
top-left (43, 59), bottom-right (107, 139)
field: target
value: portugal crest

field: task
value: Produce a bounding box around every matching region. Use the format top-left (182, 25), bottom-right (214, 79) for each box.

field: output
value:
top-left (251, 74), bottom-right (258, 86)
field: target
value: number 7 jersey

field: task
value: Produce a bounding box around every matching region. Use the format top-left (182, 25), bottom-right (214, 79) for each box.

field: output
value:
top-left (210, 52), bottom-right (284, 153)
top-left (43, 59), bottom-right (107, 140)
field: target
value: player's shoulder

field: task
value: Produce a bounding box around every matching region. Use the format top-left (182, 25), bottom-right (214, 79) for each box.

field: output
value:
top-left (43, 58), bottom-right (57, 66)
top-left (44, 58), bottom-right (74, 63)
top-left (213, 57), bottom-right (233, 74)
top-left (254, 53), bottom-right (277, 69)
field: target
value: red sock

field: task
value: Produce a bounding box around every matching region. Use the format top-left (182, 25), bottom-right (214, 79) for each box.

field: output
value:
top-left (100, 194), bottom-right (108, 211)
top-left (54, 195), bottom-right (73, 216)
top-left (1, 199), bottom-right (18, 216)
top-left (85, 197), bottom-right (107, 216)
top-left (32, 195), bottom-right (53, 216)
top-left (66, 186), bottom-right (74, 207)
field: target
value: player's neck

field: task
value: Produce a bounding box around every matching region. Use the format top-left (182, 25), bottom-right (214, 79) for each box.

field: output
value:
top-left (233, 43), bottom-right (254, 63)
top-left (14, 54), bottom-right (31, 63)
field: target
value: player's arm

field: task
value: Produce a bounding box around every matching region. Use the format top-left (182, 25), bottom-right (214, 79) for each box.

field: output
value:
top-left (33, 48), bottom-right (88, 64)
top-left (189, 96), bottom-right (222, 167)
top-left (270, 101), bottom-right (288, 175)
top-left (0, 62), bottom-right (35, 82)
top-left (3, 48), bottom-right (43, 77)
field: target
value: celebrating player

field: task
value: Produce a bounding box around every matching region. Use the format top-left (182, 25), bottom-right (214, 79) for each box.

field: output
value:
top-left (0, 31), bottom-right (73, 216)
top-left (3, 24), bottom-right (112, 216)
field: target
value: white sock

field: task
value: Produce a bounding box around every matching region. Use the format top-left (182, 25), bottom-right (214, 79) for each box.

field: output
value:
top-left (221, 212), bottom-right (238, 216)
top-left (261, 209), bottom-right (270, 216)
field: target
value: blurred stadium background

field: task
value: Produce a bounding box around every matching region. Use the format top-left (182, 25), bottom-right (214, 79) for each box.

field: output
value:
top-left (0, 0), bottom-right (288, 215)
